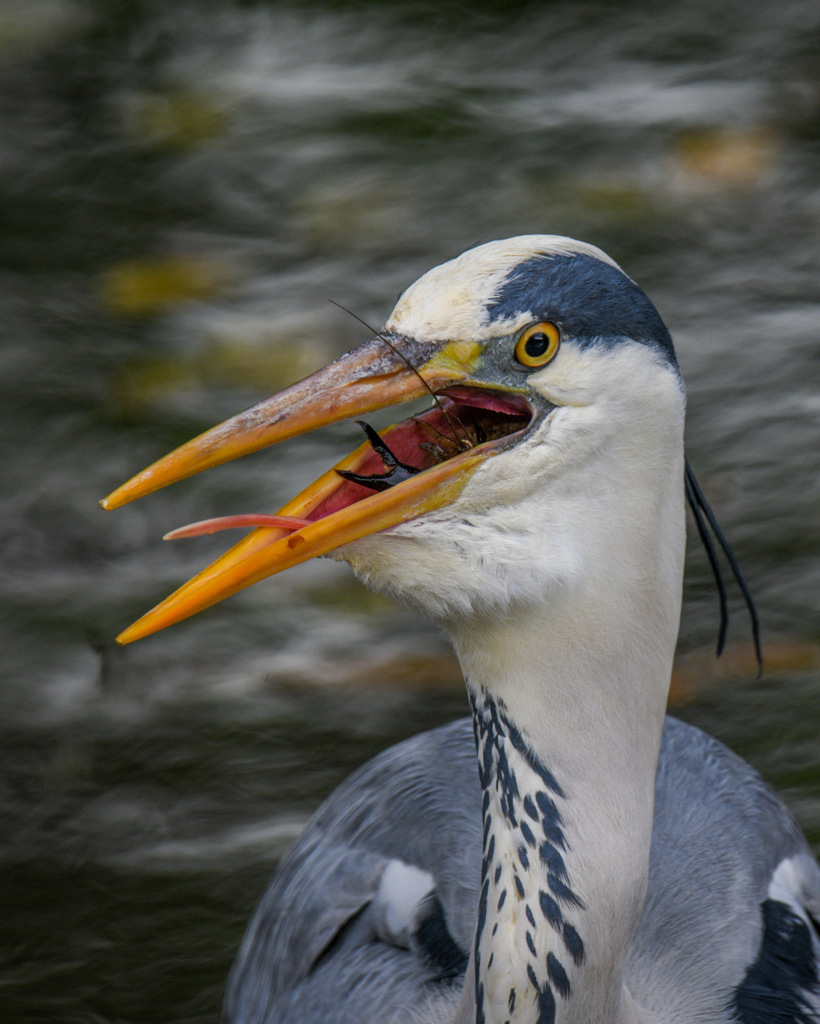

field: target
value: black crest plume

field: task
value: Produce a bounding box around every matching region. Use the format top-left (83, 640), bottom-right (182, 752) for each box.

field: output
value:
top-left (685, 459), bottom-right (763, 675)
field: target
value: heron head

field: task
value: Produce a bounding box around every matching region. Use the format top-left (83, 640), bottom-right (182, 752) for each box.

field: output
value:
top-left (103, 236), bottom-right (687, 640)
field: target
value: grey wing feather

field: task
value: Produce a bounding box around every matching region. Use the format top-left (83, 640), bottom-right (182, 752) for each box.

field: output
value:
top-left (629, 717), bottom-right (820, 1022)
top-left (224, 720), bottom-right (481, 1024)
top-left (225, 716), bottom-right (820, 1024)
top-left (230, 841), bottom-right (386, 993)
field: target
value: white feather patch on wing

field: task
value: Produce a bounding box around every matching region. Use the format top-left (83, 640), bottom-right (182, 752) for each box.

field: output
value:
top-left (768, 855), bottom-right (820, 930)
top-left (374, 859), bottom-right (436, 948)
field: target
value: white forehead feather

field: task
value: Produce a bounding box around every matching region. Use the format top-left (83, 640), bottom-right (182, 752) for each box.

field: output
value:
top-left (386, 235), bottom-right (622, 342)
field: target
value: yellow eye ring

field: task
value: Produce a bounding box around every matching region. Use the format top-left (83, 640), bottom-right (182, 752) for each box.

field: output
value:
top-left (514, 321), bottom-right (560, 368)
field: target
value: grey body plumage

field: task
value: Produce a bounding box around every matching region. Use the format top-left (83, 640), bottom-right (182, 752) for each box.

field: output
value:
top-left (225, 717), bottom-right (820, 1024)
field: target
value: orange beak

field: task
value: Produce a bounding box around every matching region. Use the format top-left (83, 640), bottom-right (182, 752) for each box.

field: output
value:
top-left (102, 334), bottom-right (532, 644)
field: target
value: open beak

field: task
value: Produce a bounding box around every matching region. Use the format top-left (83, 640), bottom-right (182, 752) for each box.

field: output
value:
top-left (102, 333), bottom-right (533, 644)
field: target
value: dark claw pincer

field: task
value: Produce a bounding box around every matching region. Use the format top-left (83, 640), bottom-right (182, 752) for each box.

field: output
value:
top-left (336, 421), bottom-right (422, 492)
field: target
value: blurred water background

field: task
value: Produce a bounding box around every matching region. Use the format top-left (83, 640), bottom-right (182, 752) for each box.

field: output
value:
top-left (1, 0), bottom-right (819, 1019)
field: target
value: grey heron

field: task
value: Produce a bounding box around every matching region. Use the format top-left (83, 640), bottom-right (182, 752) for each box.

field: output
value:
top-left (102, 237), bottom-right (820, 1024)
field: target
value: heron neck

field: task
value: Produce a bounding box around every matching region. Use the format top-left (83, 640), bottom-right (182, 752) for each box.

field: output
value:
top-left (448, 584), bottom-right (679, 1024)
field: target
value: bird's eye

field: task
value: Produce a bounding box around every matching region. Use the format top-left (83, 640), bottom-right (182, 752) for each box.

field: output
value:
top-left (514, 322), bottom-right (560, 368)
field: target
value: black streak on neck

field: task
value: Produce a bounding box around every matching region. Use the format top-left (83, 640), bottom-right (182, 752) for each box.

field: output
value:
top-left (469, 685), bottom-right (586, 1024)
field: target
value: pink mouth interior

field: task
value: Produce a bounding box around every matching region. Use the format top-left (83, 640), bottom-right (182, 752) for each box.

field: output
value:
top-left (167, 387), bottom-right (533, 539)
top-left (307, 387), bottom-right (532, 520)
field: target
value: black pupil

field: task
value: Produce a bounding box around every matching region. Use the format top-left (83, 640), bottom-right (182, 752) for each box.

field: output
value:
top-left (525, 332), bottom-right (550, 357)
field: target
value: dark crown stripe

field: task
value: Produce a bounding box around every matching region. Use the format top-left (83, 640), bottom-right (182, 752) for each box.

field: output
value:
top-left (485, 252), bottom-right (677, 367)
